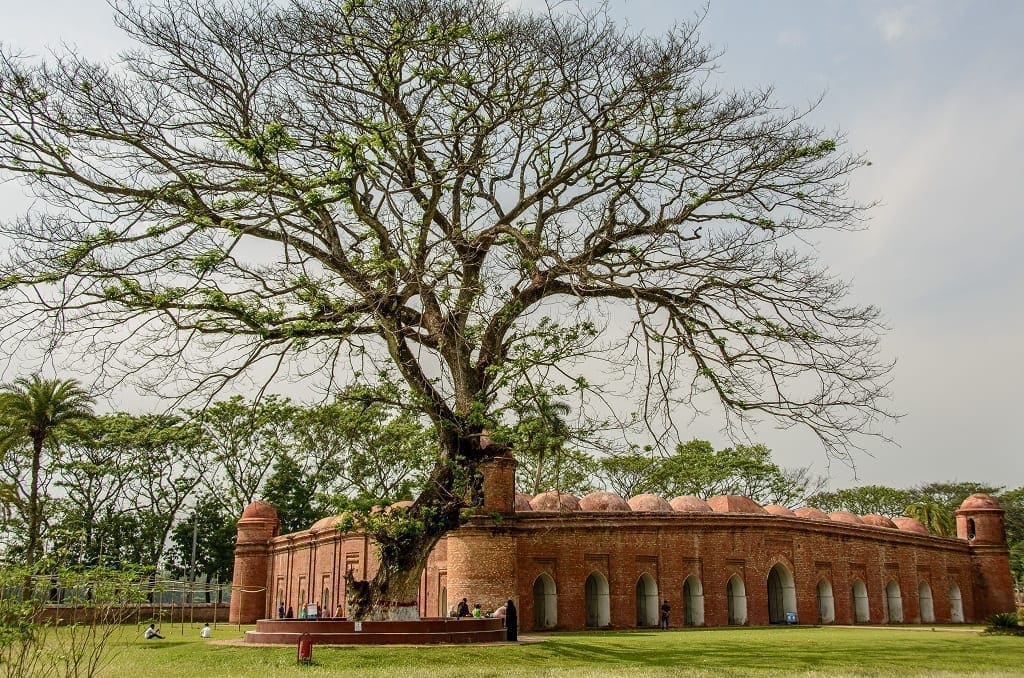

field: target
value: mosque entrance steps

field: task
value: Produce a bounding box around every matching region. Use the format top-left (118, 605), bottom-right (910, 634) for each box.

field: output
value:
top-left (244, 617), bottom-right (507, 645)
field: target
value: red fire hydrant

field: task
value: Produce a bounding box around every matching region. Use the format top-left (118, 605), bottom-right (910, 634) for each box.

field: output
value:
top-left (297, 632), bottom-right (313, 664)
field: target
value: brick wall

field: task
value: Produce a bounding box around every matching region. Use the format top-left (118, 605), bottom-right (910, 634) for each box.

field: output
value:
top-left (235, 495), bottom-right (1015, 630)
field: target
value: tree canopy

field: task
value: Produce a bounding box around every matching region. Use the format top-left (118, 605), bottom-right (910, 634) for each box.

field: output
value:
top-left (0, 0), bottom-right (891, 617)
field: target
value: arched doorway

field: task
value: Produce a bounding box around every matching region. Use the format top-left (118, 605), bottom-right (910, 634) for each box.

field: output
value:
top-left (726, 574), bottom-right (747, 625)
top-left (438, 586), bottom-right (447, 617)
top-left (767, 564), bottom-right (797, 624)
top-left (949, 583), bottom-right (964, 623)
top-left (585, 572), bottom-right (610, 628)
top-left (682, 575), bottom-right (704, 626)
top-left (635, 573), bottom-right (659, 627)
top-left (851, 579), bottom-right (870, 623)
top-left (918, 581), bottom-right (935, 623)
top-left (816, 579), bottom-right (835, 624)
top-left (533, 573), bottom-right (557, 629)
top-left (885, 580), bottom-right (903, 623)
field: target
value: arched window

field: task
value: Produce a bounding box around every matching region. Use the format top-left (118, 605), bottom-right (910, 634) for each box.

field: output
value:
top-left (851, 579), bottom-right (870, 623)
top-left (767, 563), bottom-right (798, 624)
top-left (918, 581), bottom-right (935, 623)
top-left (885, 580), bottom-right (903, 623)
top-left (682, 575), bottom-right (704, 626)
top-left (967, 518), bottom-right (976, 540)
top-left (532, 573), bottom-right (558, 629)
top-left (585, 572), bottom-right (610, 628)
top-left (635, 573), bottom-right (659, 627)
top-left (816, 579), bottom-right (835, 624)
top-left (949, 582), bottom-right (964, 623)
top-left (726, 574), bottom-right (747, 625)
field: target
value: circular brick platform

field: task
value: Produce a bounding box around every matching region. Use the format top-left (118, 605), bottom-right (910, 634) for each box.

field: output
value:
top-left (244, 617), bottom-right (507, 645)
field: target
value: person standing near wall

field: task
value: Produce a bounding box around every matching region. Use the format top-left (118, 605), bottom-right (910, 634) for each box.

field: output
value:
top-left (505, 599), bottom-right (518, 642)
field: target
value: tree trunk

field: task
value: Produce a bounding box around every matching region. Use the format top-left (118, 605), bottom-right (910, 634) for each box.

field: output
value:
top-left (345, 435), bottom-right (488, 621)
top-left (22, 434), bottom-right (44, 600)
top-left (26, 434), bottom-right (43, 567)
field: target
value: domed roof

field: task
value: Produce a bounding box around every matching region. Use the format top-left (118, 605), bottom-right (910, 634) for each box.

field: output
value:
top-left (579, 491), bottom-right (630, 512)
top-left (627, 494), bottom-right (673, 512)
top-left (861, 514), bottom-right (897, 528)
top-left (707, 495), bottom-right (768, 514)
top-left (529, 491), bottom-right (581, 512)
top-left (892, 517), bottom-right (929, 534)
top-left (310, 514), bottom-right (345, 532)
top-left (763, 504), bottom-right (796, 517)
top-left (828, 511), bottom-right (864, 524)
top-left (794, 507), bottom-right (829, 520)
top-left (669, 496), bottom-right (712, 513)
top-left (241, 500), bottom-right (278, 521)
top-left (959, 493), bottom-right (1001, 511)
top-left (514, 493), bottom-right (534, 512)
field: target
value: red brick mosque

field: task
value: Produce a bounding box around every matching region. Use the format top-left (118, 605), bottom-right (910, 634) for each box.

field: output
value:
top-left (230, 456), bottom-right (1015, 631)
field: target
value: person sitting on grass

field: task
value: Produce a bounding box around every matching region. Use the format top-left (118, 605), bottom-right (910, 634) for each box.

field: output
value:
top-left (200, 623), bottom-right (211, 638)
top-left (144, 624), bottom-right (164, 640)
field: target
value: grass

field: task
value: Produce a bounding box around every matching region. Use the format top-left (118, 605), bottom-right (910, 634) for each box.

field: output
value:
top-left (57, 623), bottom-right (1024, 677)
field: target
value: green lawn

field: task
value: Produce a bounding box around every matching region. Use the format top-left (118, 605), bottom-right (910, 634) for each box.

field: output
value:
top-left (71, 624), bottom-right (1024, 677)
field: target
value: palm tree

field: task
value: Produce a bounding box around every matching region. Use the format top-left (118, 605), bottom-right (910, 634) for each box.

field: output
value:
top-left (0, 374), bottom-right (94, 568)
top-left (510, 390), bottom-right (573, 495)
top-left (904, 501), bottom-right (956, 537)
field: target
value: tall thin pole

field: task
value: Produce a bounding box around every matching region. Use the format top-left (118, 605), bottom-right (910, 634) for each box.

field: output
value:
top-left (189, 511), bottom-right (198, 605)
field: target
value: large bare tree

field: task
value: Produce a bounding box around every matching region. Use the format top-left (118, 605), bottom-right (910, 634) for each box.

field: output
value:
top-left (0, 0), bottom-right (890, 618)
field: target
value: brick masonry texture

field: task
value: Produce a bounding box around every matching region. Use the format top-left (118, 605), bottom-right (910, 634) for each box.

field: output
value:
top-left (229, 472), bottom-right (1015, 630)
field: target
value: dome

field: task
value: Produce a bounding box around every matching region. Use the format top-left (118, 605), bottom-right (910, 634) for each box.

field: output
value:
top-left (579, 491), bottom-right (630, 512)
top-left (514, 493), bottom-right (534, 512)
top-left (310, 514), bottom-right (345, 532)
top-left (388, 500), bottom-right (414, 513)
top-left (828, 511), bottom-right (864, 524)
top-left (959, 493), bottom-right (1001, 511)
top-left (669, 496), bottom-right (712, 512)
top-left (893, 517), bottom-right (929, 535)
top-left (707, 495), bottom-right (767, 514)
top-left (627, 494), bottom-right (672, 512)
top-left (763, 504), bottom-right (796, 517)
top-left (794, 507), bottom-right (829, 520)
top-left (861, 514), bottom-right (897, 528)
top-left (529, 491), bottom-right (581, 512)
top-left (241, 501), bottom-right (278, 521)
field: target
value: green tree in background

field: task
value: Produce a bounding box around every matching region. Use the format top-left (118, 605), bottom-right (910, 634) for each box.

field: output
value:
top-left (501, 387), bottom-right (596, 496)
top-left (904, 501), bottom-right (956, 537)
top-left (0, 375), bottom-right (93, 568)
top-left (660, 440), bottom-right (822, 507)
top-left (808, 485), bottom-right (914, 518)
top-left (165, 493), bottom-right (236, 602)
top-left (597, 452), bottom-right (665, 499)
top-left (316, 388), bottom-right (435, 504)
top-left (196, 396), bottom-right (297, 516)
top-left (262, 454), bottom-right (328, 534)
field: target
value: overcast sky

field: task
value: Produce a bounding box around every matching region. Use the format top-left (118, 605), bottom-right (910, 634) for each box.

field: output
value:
top-left (1, 1), bottom-right (1022, 492)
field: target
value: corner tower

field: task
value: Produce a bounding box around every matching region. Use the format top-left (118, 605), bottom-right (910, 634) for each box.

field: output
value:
top-left (955, 493), bottom-right (1015, 618)
top-left (229, 500), bottom-right (280, 624)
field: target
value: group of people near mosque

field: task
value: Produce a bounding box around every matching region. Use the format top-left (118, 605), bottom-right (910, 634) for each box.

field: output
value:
top-left (452, 597), bottom-right (518, 641)
top-left (266, 595), bottom-right (520, 641)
